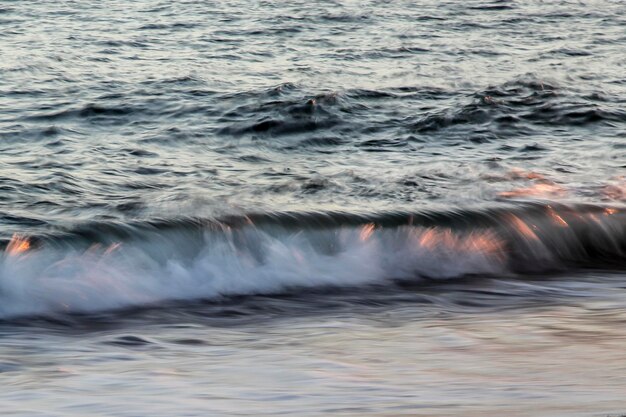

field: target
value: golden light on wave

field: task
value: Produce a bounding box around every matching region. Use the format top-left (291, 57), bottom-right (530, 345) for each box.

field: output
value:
top-left (498, 182), bottom-right (566, 199)
top-left (6, 234), bottom-right (31, 256)
top-left (417, 228), bottom-right (440, 249)
top-left (359, 223), bottom-right (376, 242)
top-left (546, 206), bottom-right (568, 227)
top-left (467, 232), bottom-right (504, 255)
top-left (507, 214), bottom-right (540, 241)
top-left (416, 227), bottom-right (504, 258)
top-left (508, 168), bottom-right (547, 181)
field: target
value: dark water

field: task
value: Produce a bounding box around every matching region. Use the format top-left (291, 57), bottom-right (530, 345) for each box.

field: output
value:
top-left (1, 1), bottom-right (625, 416)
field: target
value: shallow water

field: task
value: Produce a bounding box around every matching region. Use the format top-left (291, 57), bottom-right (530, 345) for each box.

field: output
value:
top-left (2, 275), bottom-right (626, 417)
top-left (1, 0), bottom-right (625, 415)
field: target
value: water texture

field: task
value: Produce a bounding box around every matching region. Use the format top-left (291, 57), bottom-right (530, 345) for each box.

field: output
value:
top-left (0, 1), bottom-right (625, 416)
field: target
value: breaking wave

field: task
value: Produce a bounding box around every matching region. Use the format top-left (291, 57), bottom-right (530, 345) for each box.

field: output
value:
top-left (0, 202), bottom-right (623, 318)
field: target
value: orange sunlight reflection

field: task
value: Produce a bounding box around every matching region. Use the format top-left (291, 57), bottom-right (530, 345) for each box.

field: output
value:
top-left (359, 223), bottom-right (376, 241)
top-left (498, 182), bottom-right (566, 199)
top-left (507, 215), bottom-right (540, 241)
top-left (546, 206), bottom-right (568, 227)
top-left (6, 234), bottom-right (31, 256)
top-left (416, 227), bottom-right (503, 259)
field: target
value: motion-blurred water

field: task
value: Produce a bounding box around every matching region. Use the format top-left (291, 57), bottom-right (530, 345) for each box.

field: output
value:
top-left (0, 1), bottom-right (625, 416)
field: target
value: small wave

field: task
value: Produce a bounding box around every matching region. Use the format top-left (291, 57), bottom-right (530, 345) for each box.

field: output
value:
top-left (412, 76), bottom-right (625, 135)
top-left (217, 88), bottom-right (345, 137)
top-left (25, 103), bottom-right (136, 122)
top-left (215, 84), bottom-right (455, 140)
top-left (0, 203), bottom-right (623, 319)
top-left (138, 22), bottom-right (198, 31)
top-left (468, 5), bottom-right (515, 11)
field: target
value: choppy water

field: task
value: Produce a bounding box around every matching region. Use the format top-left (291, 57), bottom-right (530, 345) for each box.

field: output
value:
top-left (1, 1), bottom-right (625, 416)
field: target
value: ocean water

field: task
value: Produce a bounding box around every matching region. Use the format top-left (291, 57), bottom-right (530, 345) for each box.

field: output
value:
top-left (1, 1), bottom-right (625, 416)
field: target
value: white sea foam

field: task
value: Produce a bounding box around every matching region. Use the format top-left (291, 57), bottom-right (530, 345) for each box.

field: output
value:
top-left (0, 225), bottom-right (506, 318)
